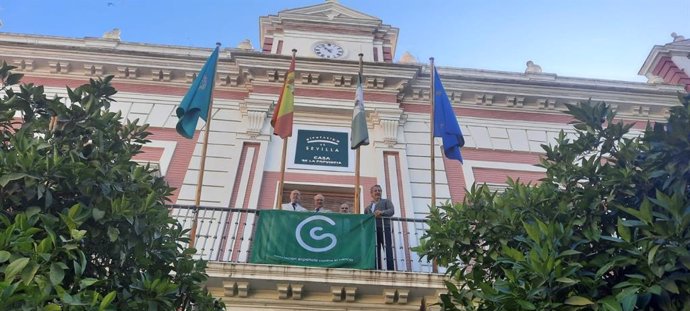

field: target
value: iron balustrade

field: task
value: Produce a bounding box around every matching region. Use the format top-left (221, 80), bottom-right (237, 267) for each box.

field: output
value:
top-left (167, 204), bottom-right (438, 273)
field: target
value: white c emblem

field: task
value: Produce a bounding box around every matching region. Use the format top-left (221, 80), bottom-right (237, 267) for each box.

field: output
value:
top-left (295, 215), bottom-right (337, 253)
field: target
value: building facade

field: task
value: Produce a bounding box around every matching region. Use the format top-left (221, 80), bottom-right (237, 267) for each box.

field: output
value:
top-left (0, 1), bottom-right (685, 310)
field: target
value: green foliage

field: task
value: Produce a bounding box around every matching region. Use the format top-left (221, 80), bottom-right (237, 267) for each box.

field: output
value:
top-left (0, 61), bottom-right (224, 310)
top-left (418, 95), bottom-right (690, 311)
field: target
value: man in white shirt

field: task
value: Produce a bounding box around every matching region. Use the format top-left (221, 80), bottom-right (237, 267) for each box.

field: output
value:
top-left (282, 189), bottom-right (307, 211)
top-left (313, 193), bottom-right (331, 212)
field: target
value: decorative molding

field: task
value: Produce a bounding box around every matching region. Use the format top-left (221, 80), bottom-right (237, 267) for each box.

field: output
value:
top-left (84, 64), bottom-right (104, 76)
top-left (344, 287), bottom-right (357, 302)
top-left (331, 286), bottom-right (344, 302)
top-left (366, 77), bottom-right (385, 89)
top-left (475, 94), bottom-right (494, 106)
top-left (223, 281), bottom-right (250, 298)
top-left (151, 69), bottom-right (172, 81)
top-left (277, 283), bottom-right (290, 299)
top-left (219, 72), bottom-right (240, 86)
top-left (49, 61), bottom-right (70, 74)
top-left (117, 66), bottom-right (138, 79)
top-left (381, 118), bottom-right (399, 147)
top-left (300, 72), bottom-right (320, 85)
top-left (14, 59), bottom-right (34, 71)
top-left (185, 71), bottom-right (197, 83)
top-left (333, 74), bottom-right (353, 87)
top-left (506, 96), bottom-right (525, 108)
top-left (538, 99), bottom-right (557, 110)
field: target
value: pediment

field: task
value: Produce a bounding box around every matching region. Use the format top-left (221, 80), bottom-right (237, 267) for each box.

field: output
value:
top-left (277, 1), bottom-right (381, 23)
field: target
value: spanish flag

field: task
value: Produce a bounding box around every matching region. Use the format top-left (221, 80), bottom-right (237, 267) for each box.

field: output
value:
top-left (271, 54), bottom-right (296, 139)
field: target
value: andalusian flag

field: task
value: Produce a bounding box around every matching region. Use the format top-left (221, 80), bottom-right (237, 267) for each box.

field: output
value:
top-left (271, 54), bottom-right (296, 139)
top-left (350, 73), bottom-right (369, 149)
top-left (176, 45), bottom-right (219, 139)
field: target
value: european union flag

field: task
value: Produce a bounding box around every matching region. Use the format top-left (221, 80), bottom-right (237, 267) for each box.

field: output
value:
top-left (433, 66), bottom-right (464, 162)
top-left (176, 45), bottom-right (219, 139)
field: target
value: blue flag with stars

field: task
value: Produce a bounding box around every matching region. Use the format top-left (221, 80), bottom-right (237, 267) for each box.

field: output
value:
top-left (433, 66), bottom-right (464, 162)
top-left (176, 46), bottom-right (219, 139)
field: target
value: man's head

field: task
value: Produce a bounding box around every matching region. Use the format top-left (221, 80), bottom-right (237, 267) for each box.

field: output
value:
top-left (290, 190), bottom-right (301, 204)
top-left (339, 203), bottom-right (350, 214)
top-left (313, 194), bottom-right (325, 209)
top-left (370, 185), bottom-right (383, 201)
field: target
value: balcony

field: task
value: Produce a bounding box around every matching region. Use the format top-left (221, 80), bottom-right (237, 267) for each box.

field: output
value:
top-left (168, 205), bottom-right (448, 310)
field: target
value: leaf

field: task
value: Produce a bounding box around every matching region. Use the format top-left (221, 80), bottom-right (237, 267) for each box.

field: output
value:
top-left (70, 229), bottom-right (87, 241)
top-left (558, 249), bottom-right (582, 257)
top-left (517, 300), bottom-right (537, 310)
top-left (617, 217), bottom-right (631, 242)
top-left (99, 291), bottom-right (117, 311)
top-left (42, 304), bottom-right (62, 311)
top-left (79, 278), bottom-right (99, 289)
top-left (50, 262), bottom-right (65, 285)
top-left (0, 251), bottom-right (10, 263)
top-left (600, 296), bottom-right (622, 311)
top-left (620, 294), bottom-right (637, 311)
top-left (660, 279), bottom-right (679, 294)
top-left (647, 244), bottom-right (660, 266)
top-left (556, 277), bottom-right (579, 285)
top-left (565, 296), bottom-right (594, 306)
top-left (21, 262), bottom-right (39, 285)
top-left (4, 257), bottom-right (30, 282)
top-left (92, 208), bottom-right (106, 221)
top-left (107, 226), bottom-right (119, 242)
top-left (0, 173), bottom-right (30, 187)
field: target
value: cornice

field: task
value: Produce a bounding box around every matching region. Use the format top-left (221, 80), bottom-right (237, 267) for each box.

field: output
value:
top-left (205, 262), bottom-right (446, 309)
top-left (0, 32), bottom-right (682, 122)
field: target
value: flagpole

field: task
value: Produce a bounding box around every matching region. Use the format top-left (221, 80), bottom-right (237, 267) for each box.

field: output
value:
top-left (429, 58), bottom-right (436, 209)
top-left (354, 53), bottom-right (364, 214)
top-left (275, 49), bottom-right (297, 210)
top-left (190, 42), bottom-right (221, 248)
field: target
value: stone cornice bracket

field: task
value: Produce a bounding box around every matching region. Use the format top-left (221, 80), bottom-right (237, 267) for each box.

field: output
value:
top-left (331, 286), bottom-right (345, 302)
top-left (14, 59), bottom-right (34, 71)
top-left (117, 66), bottom-right (138, 79)
top-left (344, 287), bottom-right (357, 302)
top-left (366, 77), bottom-right (385, 89)
top-left (300, 72), bottom-right (320, 85)
top-left (184, 71), bottom-right (197, 83)
top-left (450, 91), bottom-right (462, 104)
top-left (84, 64), bottom-right (104, 76)
top-left (49, 61), bottom-right (70, 74)
top-left (384, 288), bottom-right (410, 304)
top-left (151, 69), bottom-right (172, 81)
top-left (411, 87), bottom-right (429, 101)
top-left (394, 79), bottom-right (410, 102)
top-left (223, 281), bottom-right (249, 298)
top-left (632, 105), bottom-right (651, 117)
top-left (333, 74), bottom-right (353, 87)
top-left (219, 72), bottom-right (240, 86)
top-left (537, 99), bottom-right (557, 110)
top-left (475, 94), bottom-right (494, 106)
top-left (267, 70), bottom-right (285, 82)
top-left (240, 98), bottom-right (273, 137)
top-left (506, 95), bottom-right (525, 108)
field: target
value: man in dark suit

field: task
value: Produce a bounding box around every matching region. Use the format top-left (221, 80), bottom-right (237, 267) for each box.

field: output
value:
top-left (364, 184), bottom-right (395, 270)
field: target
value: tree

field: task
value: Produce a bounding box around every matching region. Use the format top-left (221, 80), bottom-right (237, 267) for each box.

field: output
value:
top-left (419, 95), bottom-right (690, 310)
top-left (0, 62), bottom-right (224, 310)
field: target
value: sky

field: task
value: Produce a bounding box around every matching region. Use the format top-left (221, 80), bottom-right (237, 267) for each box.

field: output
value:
top-left (0, 0), bottom-right (688, 82)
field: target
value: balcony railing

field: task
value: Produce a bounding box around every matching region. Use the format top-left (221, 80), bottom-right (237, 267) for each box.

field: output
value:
top-left (168, 205), bottom-right (438, 273)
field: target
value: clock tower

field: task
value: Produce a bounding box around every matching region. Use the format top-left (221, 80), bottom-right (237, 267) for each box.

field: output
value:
top-left (259, 0), bottom-right (399, 62)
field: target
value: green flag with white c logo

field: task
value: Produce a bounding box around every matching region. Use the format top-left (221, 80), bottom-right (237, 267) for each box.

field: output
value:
top-left (250, 210), bottom-right (375, 269)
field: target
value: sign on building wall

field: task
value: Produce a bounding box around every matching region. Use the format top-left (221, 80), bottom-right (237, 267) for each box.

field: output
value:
top-left (288, 126), bottom-right (354, 172)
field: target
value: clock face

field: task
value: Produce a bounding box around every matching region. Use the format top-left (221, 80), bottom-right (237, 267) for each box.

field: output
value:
top-left (313, 42), bottom-right (345, 59)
